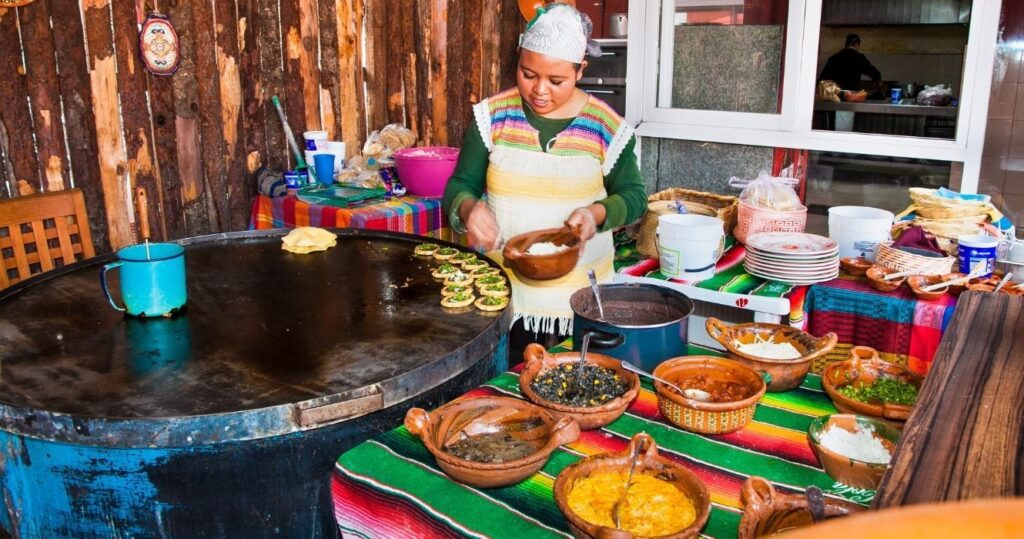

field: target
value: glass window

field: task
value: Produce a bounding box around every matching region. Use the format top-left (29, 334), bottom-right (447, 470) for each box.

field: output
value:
top-left (657, 0), bottom-right (790, 113)
top-left (811, 0), bottom-right (972, 140)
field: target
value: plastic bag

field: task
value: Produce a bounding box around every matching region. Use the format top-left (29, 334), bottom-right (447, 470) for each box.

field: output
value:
top-left (362, 123), bottom-right (417, 158)
top-left (915, 84), bottom-right (952, 106)
top-left (729, 172), bottom-right (803, 211)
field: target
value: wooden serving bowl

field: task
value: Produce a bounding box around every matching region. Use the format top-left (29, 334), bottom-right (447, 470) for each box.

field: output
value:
top-left (821, 346), bottom-right (922, 425)
top-left (907, 275), bottom-right (947, 301)
top-left (553, 433), bottom-right (711, 539)
top-left (865, 266), bottom-right (906, 292)
top-left (738, 476), bottom-right (863, 539)
top-left (520, 343), bottom-right (640, 431)
top-left (808, 414), bottom-right (900, 490)
top-left (839, 257), bottom-right (872, 277)
top-left (502, 226), bottom-right (582, 281)
top-left (652, 356), bottom-right (766, 434)
top-left (705, 318), bottom-right (837, 392)
top-left (405, 396), bottom-right (580, 488)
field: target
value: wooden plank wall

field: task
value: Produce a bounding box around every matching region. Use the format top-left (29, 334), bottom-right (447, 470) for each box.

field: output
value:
top-left (0, 0), bottom-right (522, 252)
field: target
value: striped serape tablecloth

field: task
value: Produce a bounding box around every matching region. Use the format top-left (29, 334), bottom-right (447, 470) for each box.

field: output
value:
top-left (806, 275), bottom-right (957, 375)
top-left (614, 236), bottom-right (810, 327)
top-left (332, 344), bottom-right (872, 539)
top-left (249, 194), bottom-right (453, 241)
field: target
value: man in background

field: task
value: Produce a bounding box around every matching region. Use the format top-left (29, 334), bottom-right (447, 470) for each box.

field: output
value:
top-left (819, 34), bottom-right (882, 91)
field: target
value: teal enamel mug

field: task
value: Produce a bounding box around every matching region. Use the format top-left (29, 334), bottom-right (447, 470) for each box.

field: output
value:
top-left (100, 242), bottom-right (187, 317)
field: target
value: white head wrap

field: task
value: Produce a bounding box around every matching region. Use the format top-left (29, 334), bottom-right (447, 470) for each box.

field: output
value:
top-left (519, 3), bottom-right (598, 64)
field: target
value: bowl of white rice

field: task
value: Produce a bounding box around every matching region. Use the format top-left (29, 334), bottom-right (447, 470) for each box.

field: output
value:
top-left (502, 226), bottom-right (583, 281)
top-left (808, 414), bottom-right (901, 490)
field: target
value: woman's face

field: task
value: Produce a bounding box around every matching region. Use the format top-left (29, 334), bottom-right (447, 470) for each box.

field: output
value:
top-left (516, 49), bottom-right (585, 116)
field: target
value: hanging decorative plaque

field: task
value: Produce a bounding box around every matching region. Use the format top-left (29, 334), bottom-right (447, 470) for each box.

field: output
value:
top-left (138, 12), bottom-right (180, 76)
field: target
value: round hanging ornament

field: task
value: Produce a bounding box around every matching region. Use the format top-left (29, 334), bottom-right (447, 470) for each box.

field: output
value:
top-left (139, 12), bottom-right (181, 76)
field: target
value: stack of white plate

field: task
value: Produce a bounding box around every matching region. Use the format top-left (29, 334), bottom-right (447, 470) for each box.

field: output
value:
top-left (744, 232), bottom-right (840, 285)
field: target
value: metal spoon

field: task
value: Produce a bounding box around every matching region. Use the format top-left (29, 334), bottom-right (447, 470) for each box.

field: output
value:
top-left (570, 331), bottom-right (593, 395)
top-left (620, 361), bottom-right (711, 402)
top-left (613, 434), bottom-right (646, 529)
top-left (588, 269), bottom-right (605, 321)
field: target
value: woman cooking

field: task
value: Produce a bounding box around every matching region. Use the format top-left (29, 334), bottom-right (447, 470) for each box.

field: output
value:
top-left (442, 3), bottom-right (646, 362)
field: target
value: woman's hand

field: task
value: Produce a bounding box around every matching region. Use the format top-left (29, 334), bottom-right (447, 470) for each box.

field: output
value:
top-left (462, 199), bottom-right (502, 252)
top-left (565, 205), bottom-right (606, 244)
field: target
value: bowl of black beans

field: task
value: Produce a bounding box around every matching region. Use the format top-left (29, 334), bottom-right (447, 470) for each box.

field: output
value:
top-left (519, 343), bottom-right (640, 430)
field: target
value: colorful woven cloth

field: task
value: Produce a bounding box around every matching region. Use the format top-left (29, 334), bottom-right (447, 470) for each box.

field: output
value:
top-left (332, 345), bottom-right (871, 539)
top-left (806, 275), bottom-right (957, 375)
top-left (249, 194), bottom-right (453, 241)
top-left (614, 236), bottom-right (810, 326)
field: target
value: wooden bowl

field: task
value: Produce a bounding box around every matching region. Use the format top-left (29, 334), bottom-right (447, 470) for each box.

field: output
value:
top-left (520, 343), bottom-right (640, 431)
top-left (839, 257), bottom-right (872, 277)
top-left (404, 396), bottom-right (580, 488)
top-left (738, 476), bottom-right (863, 539)
top-left (865, 266), bottom-right (906, 292)
top-left (821, 346), bottom-right (922, 425)
top-left (553, 433), bottom-right (711, 539)
top-left (502, 226), bottom-right (582, 281)
top-left (808, 414), bottom-right (900, 490)
top-left (652, 356), bottom-right (766, 434)
top-left (705, 318), bottom-right (837, 392)
top-left (941, 272), bottom-right (968, 297)
top-left (907, 275), bottom-right (947, 301)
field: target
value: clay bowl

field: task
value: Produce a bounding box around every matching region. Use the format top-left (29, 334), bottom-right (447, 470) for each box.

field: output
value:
top-left (941, 272), bottom-right (968, 297)
top-left (839, 257), bottom-right (872, 277)
top-left (906, 275), bottom-right (947, 301)
top-left (865, 266), bottom-right (906, 292)
top-left (502, 226), bottom-right (582, 281)
top-left (808, 414), bottom-right (901, 490)
top-left (553, 433), bottom-right (711, 539)
top-left (737, 476), bottom-right (863, 539)
top-left (652, 356), bottom-right (766, 435)
top-left (821, 346), bottom-right (923, 426)
top-left (705, 318), bottom-right (837, 392)
top-left (404, 396), bottom-right (580, 488)
top-left (519, 343), bottom-right (640, 431)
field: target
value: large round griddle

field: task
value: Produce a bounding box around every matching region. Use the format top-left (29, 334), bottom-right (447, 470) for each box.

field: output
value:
top-left (0, 229), bottom-right (511, 447)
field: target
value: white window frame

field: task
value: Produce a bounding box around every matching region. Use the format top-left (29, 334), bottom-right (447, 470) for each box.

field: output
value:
top-left (624, 0), bottom-right (1002, 193)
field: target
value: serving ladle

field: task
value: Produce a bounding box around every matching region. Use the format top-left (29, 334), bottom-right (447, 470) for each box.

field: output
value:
top-left (620, 360), bottom-right (711, 402)
top-left (612, 433), bottom-right (646, 529)
top-left (588, 269), bottom-right (605, 321)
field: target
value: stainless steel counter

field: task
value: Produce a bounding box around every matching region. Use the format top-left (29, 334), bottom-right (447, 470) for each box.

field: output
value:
top-left (815, 100), bottom-right (958, 117)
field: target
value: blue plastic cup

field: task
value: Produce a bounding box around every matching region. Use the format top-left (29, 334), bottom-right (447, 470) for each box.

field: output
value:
top-left (100, 242), bottom-right (187, 317)
top-left (313, 153), bottom-right (336, 187)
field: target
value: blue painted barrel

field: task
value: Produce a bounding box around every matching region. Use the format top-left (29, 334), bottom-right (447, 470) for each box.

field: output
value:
top-left (0, 230), bottom-right (510, 537)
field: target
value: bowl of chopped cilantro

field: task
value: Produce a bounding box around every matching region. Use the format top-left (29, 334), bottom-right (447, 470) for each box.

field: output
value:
top-left (822, 346), bottom-right (923, 425)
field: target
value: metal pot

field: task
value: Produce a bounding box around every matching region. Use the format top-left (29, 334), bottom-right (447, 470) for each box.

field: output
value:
top-left (608, 13), bottom-right (628, 38)
top-left (570, 283), bottom-right (694, 372)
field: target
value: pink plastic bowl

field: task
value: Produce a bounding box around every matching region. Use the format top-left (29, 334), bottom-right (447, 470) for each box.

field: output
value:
top-left (392, 146), bottom-right (460, 197)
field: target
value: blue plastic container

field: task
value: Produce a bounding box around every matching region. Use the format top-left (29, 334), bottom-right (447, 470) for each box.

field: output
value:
top-left (957, 234), bottom-right (999, 277)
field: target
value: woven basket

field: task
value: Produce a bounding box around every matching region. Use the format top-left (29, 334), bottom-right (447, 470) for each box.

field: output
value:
top-left (636, 200), bottom-right (720, 258)
top-left (875, 242), bottom-right (955, 275)
top-left (648, 188), bottom-right (739, 232)
top-left (892, 217), bottom-right (1002, 257)
top-left (907, 187), bottom-right (991, 220)
top-left (734, 200), bottom-right (807, 244)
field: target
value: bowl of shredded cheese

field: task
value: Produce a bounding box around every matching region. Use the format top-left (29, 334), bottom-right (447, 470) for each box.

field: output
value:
top-left (706, 318), bottom-right (838, 392)
top-left (554, 433), bottom-right (711, 539)
top-left (502, 225), bottom-right (583, 281)
top-left (808, 414), bottom-right (900, 490)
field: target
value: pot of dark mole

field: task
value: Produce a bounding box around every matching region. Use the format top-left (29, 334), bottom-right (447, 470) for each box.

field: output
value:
top-left (569, 283), bottom-right (694, 372)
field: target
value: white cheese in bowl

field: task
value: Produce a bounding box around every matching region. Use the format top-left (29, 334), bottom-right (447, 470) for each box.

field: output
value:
top-left (734, 335), bottom-right (801, 360)
top-left (526, 242), bottom-right (569, 256)
top-left (819, 424), bottom-right (892, 464)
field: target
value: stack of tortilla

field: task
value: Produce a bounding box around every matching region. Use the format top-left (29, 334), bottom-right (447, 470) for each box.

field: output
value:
top-left (281, 227), bottom-right (338, 254)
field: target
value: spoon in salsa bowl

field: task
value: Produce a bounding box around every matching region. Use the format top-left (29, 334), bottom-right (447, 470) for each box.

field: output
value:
top-left (620, 361), bottom-right (711, 402)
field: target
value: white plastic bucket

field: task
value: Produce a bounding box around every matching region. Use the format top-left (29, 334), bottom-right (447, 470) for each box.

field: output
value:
top-left (656, 214), bottom-right (725, 281)
top-left (958, 234), bottom-right (1000, 277)
top-left (828, 206), bottom-right (894, 261)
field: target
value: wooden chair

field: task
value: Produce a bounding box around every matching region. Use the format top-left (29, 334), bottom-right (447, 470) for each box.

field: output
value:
top-left (0, 188), bottom-right (95, 290)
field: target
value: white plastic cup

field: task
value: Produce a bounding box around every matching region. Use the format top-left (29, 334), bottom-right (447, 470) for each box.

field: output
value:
top-left (828, 206), bottom-right (894, 261)
top-left (656, 214), bottom-right (725, 281)
top-left (303, 130), bottom-right (328, 151)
